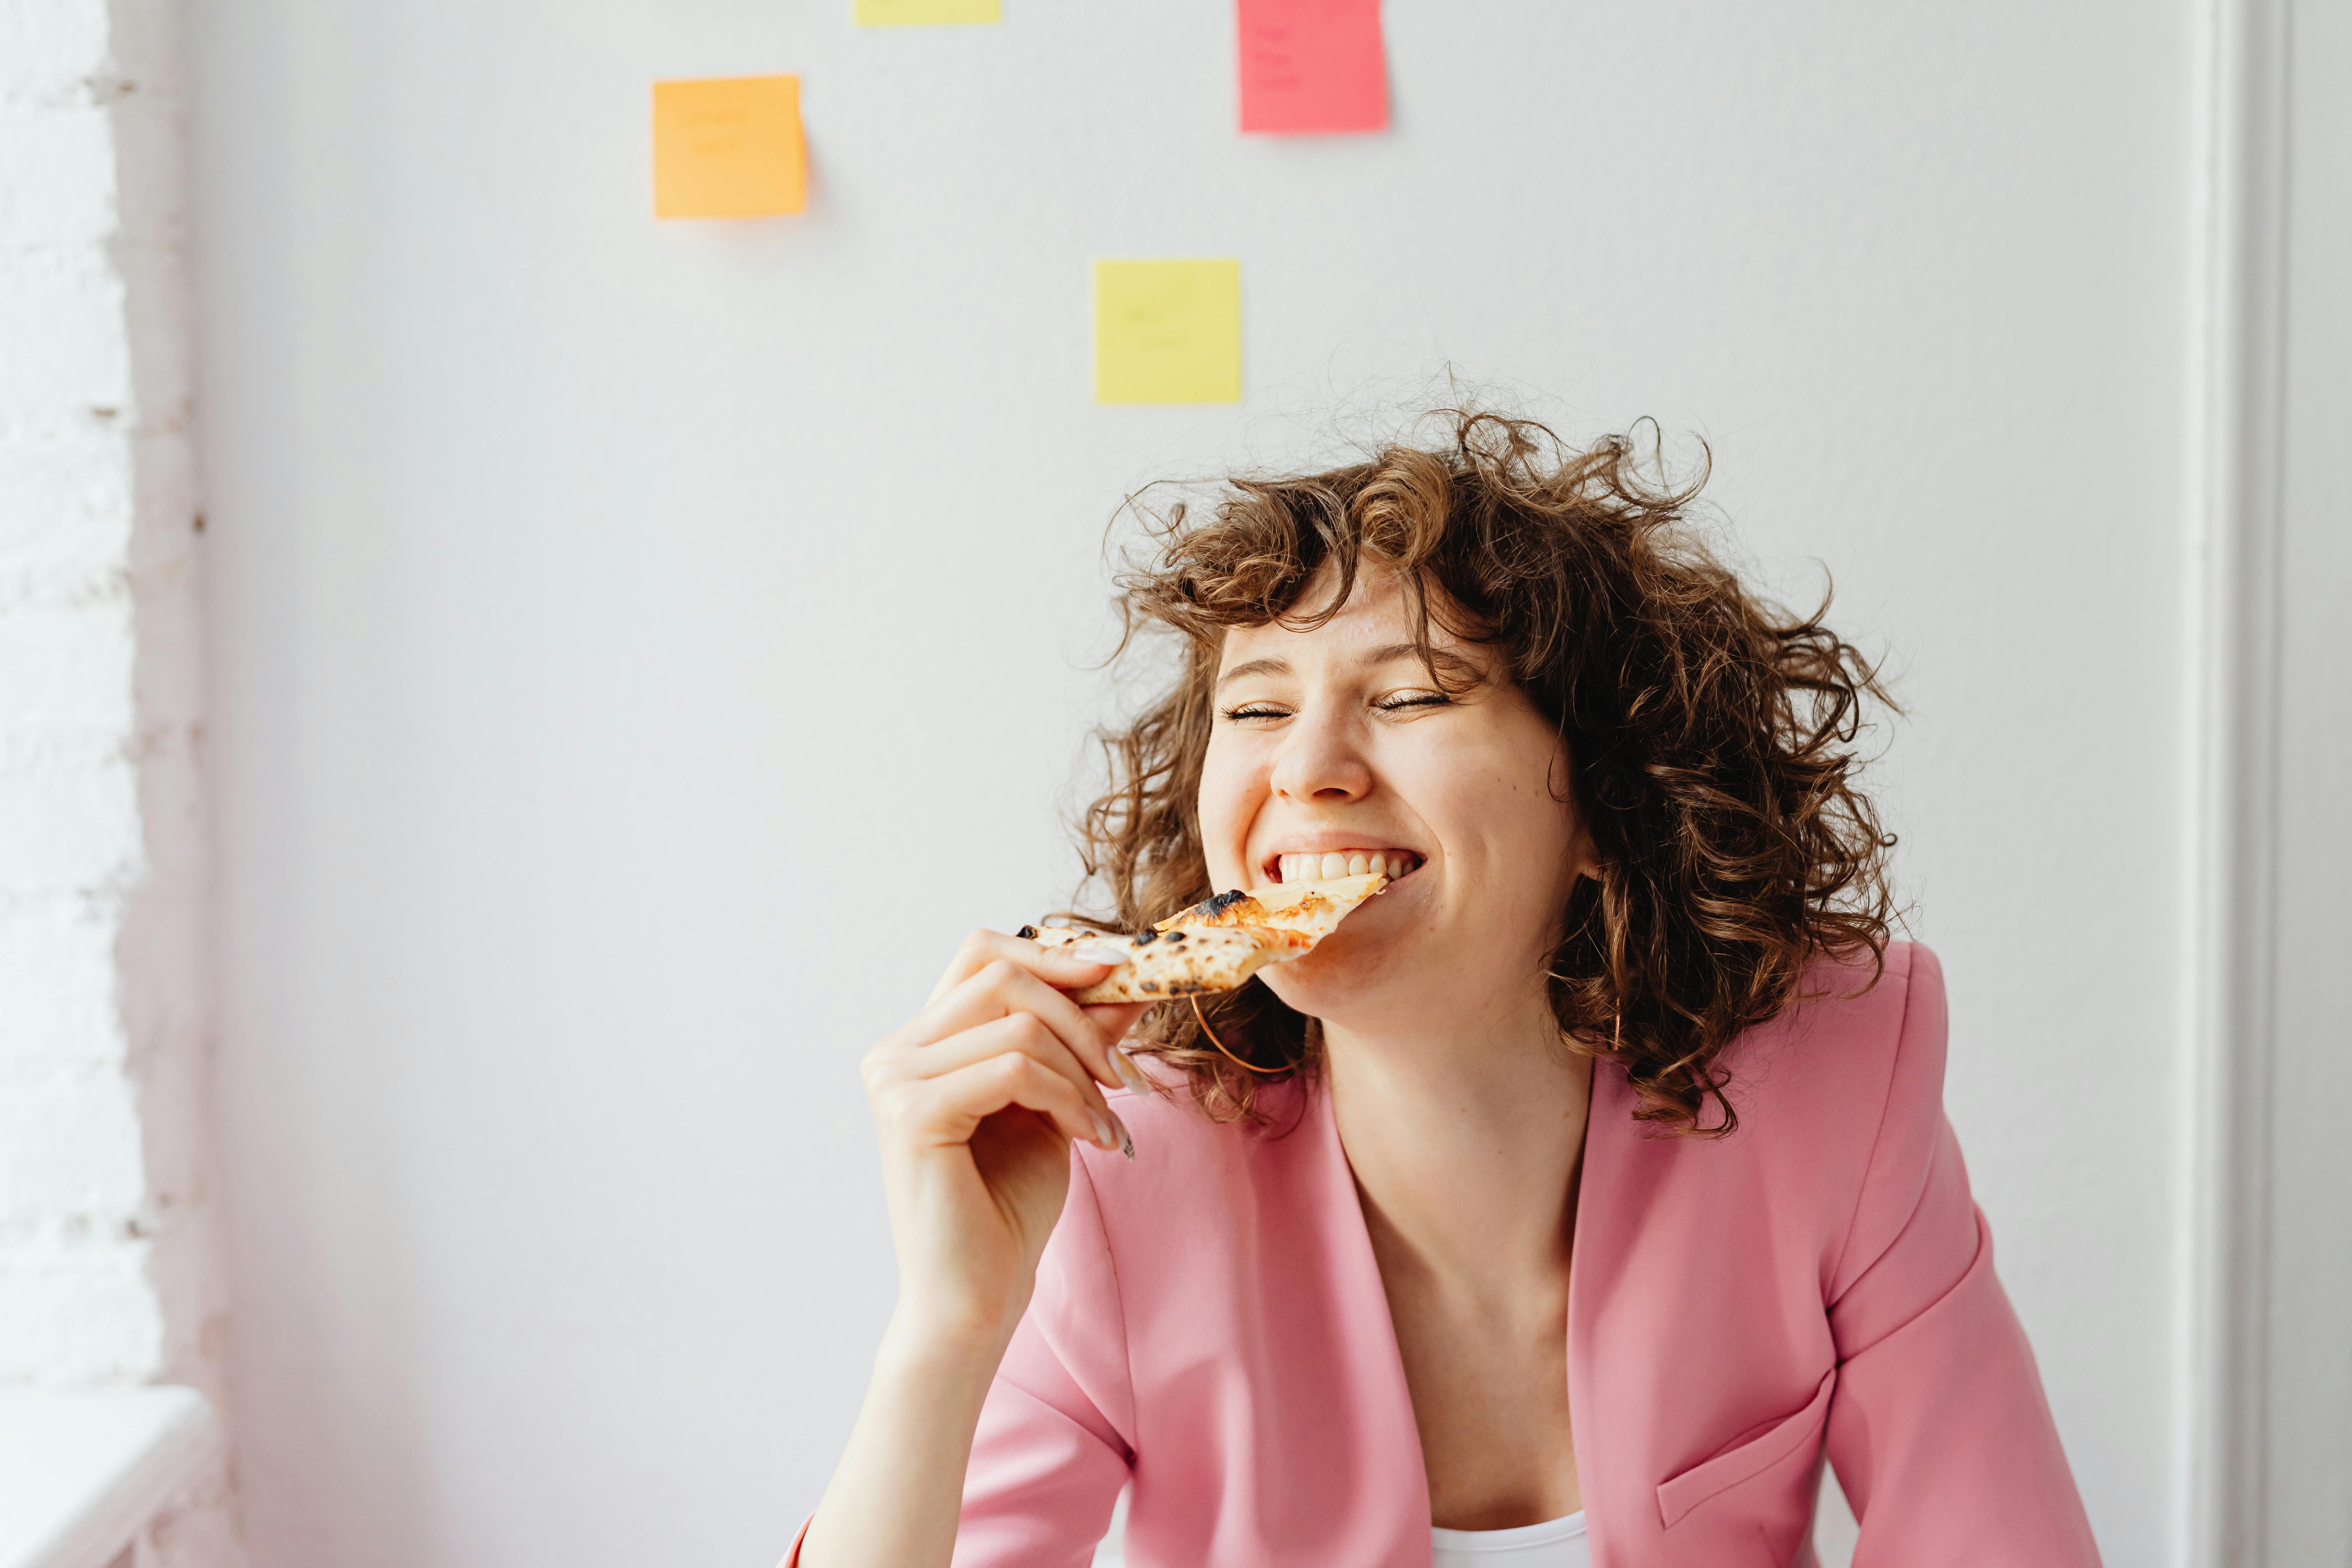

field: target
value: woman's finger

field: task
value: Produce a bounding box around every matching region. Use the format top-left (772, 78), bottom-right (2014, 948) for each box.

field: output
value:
top-left (880, 1034), bottom-right (1122, 1155)
top-left (904, 958), bottom-right (1147, 1095)
top-left (899, 1003), bottom-right (1111, 1118)
top-left (1082, 1002), bottom-right (1152, 1051)
top-left (927, 927), bottom-right (1129, 1007)
top-left (903, 1011), bottom-right (1138, 1144)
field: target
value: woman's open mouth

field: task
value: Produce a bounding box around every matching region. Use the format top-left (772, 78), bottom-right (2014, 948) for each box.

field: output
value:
top-left (1266, 849), bottom-right (1424, 884)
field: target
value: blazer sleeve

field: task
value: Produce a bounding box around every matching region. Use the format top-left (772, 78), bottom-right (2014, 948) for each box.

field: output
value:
top-left (953, 1152), bottom-right (1135, 1567)
top-left (1821, 946), bottom-right (2104, 1567)
top-left (777, 1155), bottom-right (1134, 1568)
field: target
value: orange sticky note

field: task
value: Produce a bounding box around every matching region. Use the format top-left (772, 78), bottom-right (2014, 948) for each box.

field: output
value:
top-left (652, 76), bottom-right (806, 218)
top-left (1238, 0), bottom-right (1387, 134)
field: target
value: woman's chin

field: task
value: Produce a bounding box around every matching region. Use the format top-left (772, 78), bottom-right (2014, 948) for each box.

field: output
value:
top-left (1259, 936), bottom-right (1416, 1025)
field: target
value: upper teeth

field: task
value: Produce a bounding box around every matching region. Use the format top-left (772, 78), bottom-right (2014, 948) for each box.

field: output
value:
top-left (1276, 850), bottom-right (1420, 883)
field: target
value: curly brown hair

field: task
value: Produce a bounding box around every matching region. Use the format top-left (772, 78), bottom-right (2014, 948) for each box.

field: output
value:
top-left (1071, 411), bottom-right (1897, 1136)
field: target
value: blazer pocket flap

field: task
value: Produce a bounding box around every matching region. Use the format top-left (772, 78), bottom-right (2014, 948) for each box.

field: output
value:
top-left (1654, 1366), bottom-right (1837, 1530)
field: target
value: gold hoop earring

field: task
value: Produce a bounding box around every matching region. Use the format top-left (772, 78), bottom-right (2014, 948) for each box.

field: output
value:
top-left (1194, 994), bottom-right (1281, 1076)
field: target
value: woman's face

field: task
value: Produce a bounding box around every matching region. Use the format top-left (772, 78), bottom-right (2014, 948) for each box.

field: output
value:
top-left (1197, 567), bottom-right (1595, 1038)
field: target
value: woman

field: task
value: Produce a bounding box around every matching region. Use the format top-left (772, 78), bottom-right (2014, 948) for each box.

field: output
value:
top-left (791, 414), bottom-right (2101, 1567)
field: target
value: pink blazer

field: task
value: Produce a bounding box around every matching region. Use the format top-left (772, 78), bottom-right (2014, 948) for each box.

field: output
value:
top-left (790, 942), bottom-right (2101, 1567)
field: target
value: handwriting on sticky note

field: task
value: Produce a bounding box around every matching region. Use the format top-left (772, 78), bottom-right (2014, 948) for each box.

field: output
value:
top-left (1094, 259), bottom-right (1243, 405)
top-left (855, 0), bottom-right (1000, 24)
top-left (1238, 0), bottom-right (1387, 134)
top-left (652, 76), bottom-right (806, 218)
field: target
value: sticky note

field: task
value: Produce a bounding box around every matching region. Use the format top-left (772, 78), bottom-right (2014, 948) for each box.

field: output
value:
top-left (1093, 259), bottom-right (1242, 405)
top-left (652, 76), bottom-right (805, 218)
top-left (1237, 0), bottom-right (1387, 134)
top-left (855, 0), bottom-right (999, 24)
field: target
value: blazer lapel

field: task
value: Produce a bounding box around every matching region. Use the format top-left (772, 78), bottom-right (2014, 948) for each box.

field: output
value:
top-left (1296, 1079), bottom-right (1437, 1565)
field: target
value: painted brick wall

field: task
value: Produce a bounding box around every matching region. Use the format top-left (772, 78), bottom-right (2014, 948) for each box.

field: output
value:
top-left (1, 0), bottom-right (237, 1557)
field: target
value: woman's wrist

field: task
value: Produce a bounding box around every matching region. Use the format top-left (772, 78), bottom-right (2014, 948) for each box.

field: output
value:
top-left (875, 1298), bottom-right (1023, 1390)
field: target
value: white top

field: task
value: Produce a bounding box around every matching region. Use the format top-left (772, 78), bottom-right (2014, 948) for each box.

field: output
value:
top-left (1430, 1510), bottom-right (1590, 1567)
top-left (1094, 1498), bottom-right (1589, 1567)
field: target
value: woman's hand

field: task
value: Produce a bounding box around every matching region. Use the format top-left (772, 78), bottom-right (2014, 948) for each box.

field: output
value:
top-left (861, 931), bottom-right (1152, 1358)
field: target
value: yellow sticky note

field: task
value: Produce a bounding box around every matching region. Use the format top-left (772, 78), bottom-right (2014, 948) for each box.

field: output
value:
top-left (652, 76), bottom-right (805, 218)
top-left (1093, 259), bottom-right (1243, 405)
top-left (855, 0), bottom-right (1000, 23)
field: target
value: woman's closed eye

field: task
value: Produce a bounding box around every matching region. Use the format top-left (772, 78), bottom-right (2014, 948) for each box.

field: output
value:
top-left (1220, 691), bottom-right (1454, 724)
top-left (1372, 690), bottom-right (1452, 715)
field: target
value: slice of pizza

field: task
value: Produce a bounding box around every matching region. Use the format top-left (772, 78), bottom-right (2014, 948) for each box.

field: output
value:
top-left (1024, 872), bottom-right (1389, 1005)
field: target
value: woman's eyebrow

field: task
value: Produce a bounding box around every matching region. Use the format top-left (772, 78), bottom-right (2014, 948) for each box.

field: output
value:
top-left (1216, 656), bottom-right (1293, 687)
top-left (1368, 640), bottom-right (1486, 687)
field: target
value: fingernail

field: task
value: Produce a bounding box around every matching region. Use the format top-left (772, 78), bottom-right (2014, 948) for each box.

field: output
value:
top-left (1067, 944), bottom-right (1132, 966)
top-left (1108, 1109), bottom-right (1135, 1161)
top-left (1109, 1047), bottom-right (1150, 1094)
top-left (1090, 1111), bottom-right (1119, 1152)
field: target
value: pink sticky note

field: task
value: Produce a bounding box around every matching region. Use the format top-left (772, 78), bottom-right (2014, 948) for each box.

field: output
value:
top-left (1237, 0), bottom-right (1387, 135)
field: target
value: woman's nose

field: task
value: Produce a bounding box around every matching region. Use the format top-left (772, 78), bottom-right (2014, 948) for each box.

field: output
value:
top-left (1269, 713), bottom-right (1372, 803)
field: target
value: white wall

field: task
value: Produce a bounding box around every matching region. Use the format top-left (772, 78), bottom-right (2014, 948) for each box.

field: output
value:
top-left (191, 4), bottom-right (2199, 1565)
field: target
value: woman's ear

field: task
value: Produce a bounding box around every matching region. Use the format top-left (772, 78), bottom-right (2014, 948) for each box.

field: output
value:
top-left (1571, 828), bottom-right (1605, 885)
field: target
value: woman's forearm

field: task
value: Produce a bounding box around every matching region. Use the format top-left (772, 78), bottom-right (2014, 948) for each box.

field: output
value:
top-left (797, 1316), bottom-right (1009, 1568)
top-left (812, 934), bottom-right (1142, 1566)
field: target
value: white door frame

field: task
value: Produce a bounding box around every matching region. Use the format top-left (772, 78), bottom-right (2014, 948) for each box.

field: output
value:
top-left (2182, 0), bottom-right (2352, 1562)
top-left (2180, 0), bottom-right (2288, 1561)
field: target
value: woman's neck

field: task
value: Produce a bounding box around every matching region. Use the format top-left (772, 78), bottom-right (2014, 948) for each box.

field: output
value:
top-left (1323, 998), bottom-right (1594, 1286)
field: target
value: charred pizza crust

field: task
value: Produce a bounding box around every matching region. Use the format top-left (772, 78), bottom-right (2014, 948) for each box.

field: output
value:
top-left (1026, 923), bottom-right (1293, 1004)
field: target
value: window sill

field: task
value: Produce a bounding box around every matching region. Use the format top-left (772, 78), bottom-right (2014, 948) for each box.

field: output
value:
top-left (0, 1388), bottom-right (221, 1568)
